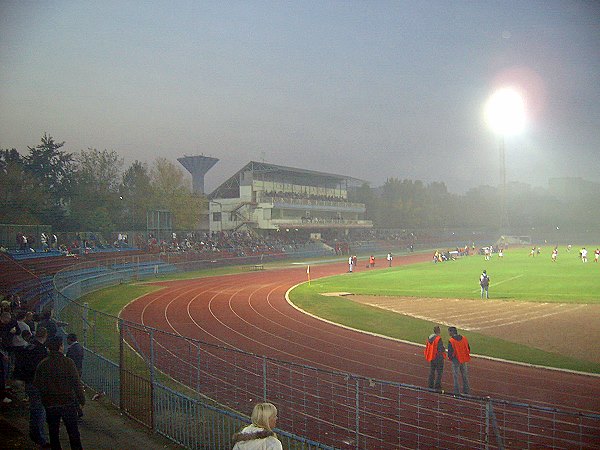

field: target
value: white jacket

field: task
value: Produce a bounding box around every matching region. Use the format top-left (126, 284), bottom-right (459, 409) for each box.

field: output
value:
top-left (232, 425), bottom-right (282, 450)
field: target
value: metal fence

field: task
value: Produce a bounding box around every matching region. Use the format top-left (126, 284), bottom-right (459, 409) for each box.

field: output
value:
top-left (53, 254), bottom-right (600, 449)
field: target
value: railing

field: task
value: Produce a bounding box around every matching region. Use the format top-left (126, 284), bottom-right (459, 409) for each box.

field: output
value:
top-left (53, 254), bottom-right (600, 449)
top-left (269, 218), bottom-right (373, 228)
top-left (257, 195), bottom-right (366, 211)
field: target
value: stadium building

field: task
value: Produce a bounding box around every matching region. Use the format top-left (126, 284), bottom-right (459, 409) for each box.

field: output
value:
top-left (207, 161), bottom-right (372, 238)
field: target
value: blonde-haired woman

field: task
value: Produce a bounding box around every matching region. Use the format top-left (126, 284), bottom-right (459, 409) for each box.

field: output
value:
top-left (232, 402), bottom-right (282, 450)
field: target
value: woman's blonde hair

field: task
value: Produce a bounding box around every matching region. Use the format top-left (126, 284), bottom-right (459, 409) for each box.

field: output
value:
top-left (251, 402), bottom-right (277, 431)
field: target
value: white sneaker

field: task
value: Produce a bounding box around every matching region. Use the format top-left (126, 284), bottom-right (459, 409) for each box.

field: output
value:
top-left (2, 397), bottom-right (12, 404)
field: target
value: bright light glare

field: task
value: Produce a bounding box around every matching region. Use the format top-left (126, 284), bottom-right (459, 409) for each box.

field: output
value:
top-left (485, 88), bottom-right (526, 136)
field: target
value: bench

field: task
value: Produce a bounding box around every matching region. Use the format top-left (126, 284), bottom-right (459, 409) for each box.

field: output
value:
top-left (251, 264), bottom-right (264, 271)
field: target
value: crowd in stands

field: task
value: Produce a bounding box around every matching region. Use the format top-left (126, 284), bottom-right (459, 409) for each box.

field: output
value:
top-left (0, 294), bottom-right (88, 448)
top-left (143, 230), bottom-right (310, 258)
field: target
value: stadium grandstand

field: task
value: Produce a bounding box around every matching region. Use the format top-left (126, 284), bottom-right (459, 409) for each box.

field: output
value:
top-left (207, 161), bottom-right (372, 239)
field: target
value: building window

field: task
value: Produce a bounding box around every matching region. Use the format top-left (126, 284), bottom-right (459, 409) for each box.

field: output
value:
top-left (212, 212), bottom-right (221, 222)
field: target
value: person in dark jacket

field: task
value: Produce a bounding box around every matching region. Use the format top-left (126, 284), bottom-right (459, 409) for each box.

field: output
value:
top-left (66, 333), bottom-right (84, 418)
top-left (424, 325), bottom-right (445, 391)
top-left (447, 326), bottom-right (471, 395)
top-left (16, 327), bottom-right (49, 448)
top-left (66, 334), bottom-right (84, 377)
top-left (34, 336), bottom-right (85, 450)
top-left (0, 311), bottom-right (16, 404)
top-left (38, 310), bottom-right (67, 340)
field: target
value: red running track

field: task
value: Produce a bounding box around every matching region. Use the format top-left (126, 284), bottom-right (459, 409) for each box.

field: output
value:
top-left (122, 253), bottom-right (600, 414)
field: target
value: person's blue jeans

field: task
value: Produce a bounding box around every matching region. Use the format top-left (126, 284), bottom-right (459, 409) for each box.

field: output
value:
top-left (26, 383), bottom-right (48, 446)
top-left (45, 403), bottom-right (83, 450)
top-left (451, 360), bottom-right (470, 395)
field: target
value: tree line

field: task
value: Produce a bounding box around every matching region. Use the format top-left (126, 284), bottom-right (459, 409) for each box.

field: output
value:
top-left (350, 176), bottom-right (599, 232)
top-left (1, 134), bottom-right (598, 233)
top-left (0, 134), bottom-right (204, 232)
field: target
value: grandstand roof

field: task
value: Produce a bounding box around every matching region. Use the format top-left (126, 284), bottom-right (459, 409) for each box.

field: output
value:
top-left (209, 161), bottom-right (366, 199)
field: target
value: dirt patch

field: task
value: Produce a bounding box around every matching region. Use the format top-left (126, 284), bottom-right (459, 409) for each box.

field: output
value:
top-left (345, 295), bottom-right (600, 364)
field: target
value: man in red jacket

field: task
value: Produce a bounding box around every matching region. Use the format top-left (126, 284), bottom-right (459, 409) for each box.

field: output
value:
top-left (424, 325), bottom-right (445, 392)
top-left (447, 326), bottom-right (471, 395)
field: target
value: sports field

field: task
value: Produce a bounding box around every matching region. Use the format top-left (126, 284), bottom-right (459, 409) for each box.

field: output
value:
top-left (290, 246), bottom-right (600, 371)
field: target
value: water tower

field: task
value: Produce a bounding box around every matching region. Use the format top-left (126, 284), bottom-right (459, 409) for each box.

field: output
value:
top-left (177, 155), bottom-right (219, 194)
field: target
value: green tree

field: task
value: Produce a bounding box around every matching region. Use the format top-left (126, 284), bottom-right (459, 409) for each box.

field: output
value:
top-left (150, 158), bottom-right (205, 230)
top-left (121, 161), bottom-right (153, 230)
top-left (69, 148), bottom-right (124, 232)
top-left (0, 148), bottom-right (53, 224)
top-left (23, 134), bottom-right (74, 227)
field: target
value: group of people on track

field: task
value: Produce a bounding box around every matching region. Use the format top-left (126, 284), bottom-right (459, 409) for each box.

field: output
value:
top-left (424, 325), bottom-right (471, 395)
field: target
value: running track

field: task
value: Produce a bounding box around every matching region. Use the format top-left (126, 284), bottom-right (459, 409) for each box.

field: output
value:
top-left (121, 253), bottom-right (600, 414)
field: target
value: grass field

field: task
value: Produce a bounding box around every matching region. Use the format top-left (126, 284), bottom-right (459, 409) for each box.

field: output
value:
top-left (306, 246), bottom-right (600, 302)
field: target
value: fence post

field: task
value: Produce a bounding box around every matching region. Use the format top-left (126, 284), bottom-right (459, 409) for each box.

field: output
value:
top-left (355, 377), bottom-right (360, 450)
top-left (149, 328), bottom-right (156, 431)
top-left (485, 398), bottom-right (490, 450)
top-left (83, 302), bottom-right (89, 348)
top-left (196, 342), bottom-right (201, 398)
top-left (486, 398), bottom-right (504, 450)
top-left (92, 309), bottom-right (97, 353)
top-left (118, 318), bottom-right (124, 412)
top-left (263, 356), bottom-right (267, 401)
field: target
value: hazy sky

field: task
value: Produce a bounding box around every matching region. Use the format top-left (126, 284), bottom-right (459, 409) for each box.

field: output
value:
top-left (1, 1), bottom-right (599, 194)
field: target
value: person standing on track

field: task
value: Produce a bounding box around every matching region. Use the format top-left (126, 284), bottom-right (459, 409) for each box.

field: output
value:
top-left (447, 327), bottom-right (470, 395)
top-left (424, 325), bottom-right (445, 392)
top-left (387, 252), bottom-right (393, 267)
top-left (348, 255), bottom-right (353, 272)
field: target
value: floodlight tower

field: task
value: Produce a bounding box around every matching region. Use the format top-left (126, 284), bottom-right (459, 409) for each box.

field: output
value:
top-left (485, 88), bottom-right (525, 232)
top-left (177, 155), bottom-right (219, 194)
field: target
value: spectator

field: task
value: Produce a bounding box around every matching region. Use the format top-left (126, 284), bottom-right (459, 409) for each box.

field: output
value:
top-left (0, 311), bottom-right (13, 404)
top-left (24, 311), bottom-right (36, 334)
top-left (34, 336), bottom-right (85, 450)
top-left (15, 327), bottom-right (49, 448)
top-left (66, 333), bottom-right (84, 419)
top-left (424, 325), bottom-right (445, 392)
top-left (66, 334), bottom-right (84, 377)
top-left (38, 310), bottom-right (67, 340)
top-left (447, 326), bottom-right (471, 395)
top-left (11, 310), bottom-right (31, 350)
top-left (232, 402), bottom-right (282, 450)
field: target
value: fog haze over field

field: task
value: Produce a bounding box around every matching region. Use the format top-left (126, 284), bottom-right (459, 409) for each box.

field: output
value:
top-left (1, 1), bottom-right (599, 194)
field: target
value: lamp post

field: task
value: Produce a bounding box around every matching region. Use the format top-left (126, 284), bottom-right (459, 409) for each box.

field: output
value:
top-left (485, 87), bottom-right (525, 233)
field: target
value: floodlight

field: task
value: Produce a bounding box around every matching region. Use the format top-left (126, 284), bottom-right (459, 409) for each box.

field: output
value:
top-left (485, 88), bottom-right (526, 136)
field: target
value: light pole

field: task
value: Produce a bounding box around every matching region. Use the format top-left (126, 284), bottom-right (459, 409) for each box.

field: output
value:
top-left (485, 87), bottom-right (525, 233)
